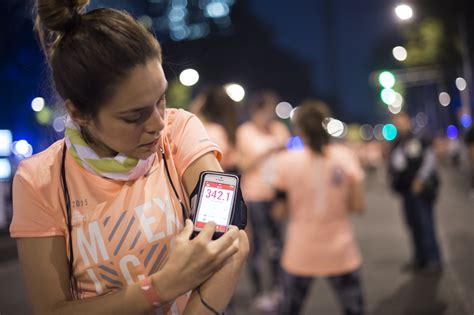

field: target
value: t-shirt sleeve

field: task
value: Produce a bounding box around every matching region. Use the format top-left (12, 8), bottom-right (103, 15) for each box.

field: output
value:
top-left (10, 164), bottom-right (65, 238)
top-left (168, 109), bottom-right (222, 178)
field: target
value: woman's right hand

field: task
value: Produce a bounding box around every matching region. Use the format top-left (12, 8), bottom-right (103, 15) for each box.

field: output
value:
top-left (152, 219), bottom-right (241, 301)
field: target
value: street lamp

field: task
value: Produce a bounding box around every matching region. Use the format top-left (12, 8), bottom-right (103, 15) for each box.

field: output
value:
top-left (394, 4), bottom-right (413, 21)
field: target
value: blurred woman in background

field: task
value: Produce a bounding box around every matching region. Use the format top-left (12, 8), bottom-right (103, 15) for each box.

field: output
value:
top-left (236, 91), bottom-right (290, 309)
top-left (266, 100), bottom-right (366, 315)
top-left (190, 85), bottom-right (239, 172)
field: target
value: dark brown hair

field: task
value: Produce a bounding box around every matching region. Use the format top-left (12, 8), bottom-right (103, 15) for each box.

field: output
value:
top-left (248, 90), bottom-right (278, 115)
top-left (199, 85), bottom-right (238, 145)
top-left (293, 100), bottom-right (329, 154)
top-left (35, 0), bottom-right (162, 118)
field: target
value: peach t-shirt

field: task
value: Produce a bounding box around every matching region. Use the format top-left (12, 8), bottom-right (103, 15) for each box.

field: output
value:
top-left (10, 109), bottom-right (221, 314)
top-left (266, 144), bottom-right (364, 276)
top-left (236, 121), bottom-right (290, 202)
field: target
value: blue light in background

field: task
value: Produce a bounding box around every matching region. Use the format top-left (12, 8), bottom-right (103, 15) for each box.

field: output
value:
top-left (460, 114), bottom-right (471, 128)
top-left (0, 130), bottom-right (12, 156)
top-left (206, 2), bottom-right (229, 18)
top-left (0, 159), bottom-right (12, 179)
top-left (287, 136), bottom-right (304, 151)
top-left (446, 125), bottom-right (458, 139)
top-left (382, 124), bottom-right (397, 141)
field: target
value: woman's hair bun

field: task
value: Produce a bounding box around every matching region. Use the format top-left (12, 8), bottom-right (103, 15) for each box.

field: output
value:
top-left (37, 0), bottom-right (90, 33)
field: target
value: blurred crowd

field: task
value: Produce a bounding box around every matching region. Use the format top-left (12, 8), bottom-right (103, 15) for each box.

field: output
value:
top-left (189, 85), bottom-right (474, 315)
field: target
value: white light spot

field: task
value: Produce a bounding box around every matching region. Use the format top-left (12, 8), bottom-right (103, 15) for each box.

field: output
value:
top-left (275, 102), bottom-right (293, 119)
top-left (326, 118), bottom-right (344, 137)
top-left (392, 46), bottom-right (408, 61)
top-left (31, 97), bottom-right (45, 112)
top-left (206, 2), bottom-right (229, 18)
top-left (439, 92), bottom-right (451, 106)
top-left (53, 117), bottom-right (66, 133)
top-left (225, 83), bottom-right (245, 102)
top-left (455, 77), bottom-right (467, 91)
top-left (395, 4), bottom-right (413, 20)
top-left (179, 69), bottom-right (199, 86)
top-left (0, 159), bottom-right (12, 179)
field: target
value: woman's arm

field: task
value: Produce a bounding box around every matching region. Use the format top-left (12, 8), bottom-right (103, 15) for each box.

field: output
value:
top-left (348, 178), bottom-right (365, 214)
top-left (182, 152), bottom-right (249, 314)
top-left (17, 236), bottom-right (153, 314)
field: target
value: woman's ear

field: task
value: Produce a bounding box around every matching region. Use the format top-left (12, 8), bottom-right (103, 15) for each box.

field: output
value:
top-left (65, 99), bottom-right (90, 126)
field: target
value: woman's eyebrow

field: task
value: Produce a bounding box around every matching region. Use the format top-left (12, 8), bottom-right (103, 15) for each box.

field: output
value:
top-left (117, 83), bottom-right (168, 115)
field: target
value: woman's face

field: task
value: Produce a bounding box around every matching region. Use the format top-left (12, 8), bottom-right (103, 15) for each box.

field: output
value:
top-left (81, 59), bottom-right (167, 160)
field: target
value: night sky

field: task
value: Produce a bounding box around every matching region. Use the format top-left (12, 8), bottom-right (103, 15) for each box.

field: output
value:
top-left (248, 0), bottom-right (400, 123)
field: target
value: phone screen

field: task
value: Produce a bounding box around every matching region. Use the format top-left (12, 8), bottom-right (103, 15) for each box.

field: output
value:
top-left (195, 180), bottom-right (236, 232)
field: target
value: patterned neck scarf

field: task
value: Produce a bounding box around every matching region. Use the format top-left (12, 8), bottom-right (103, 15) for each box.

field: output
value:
top-left (64, 117), bottom-right (156, 181)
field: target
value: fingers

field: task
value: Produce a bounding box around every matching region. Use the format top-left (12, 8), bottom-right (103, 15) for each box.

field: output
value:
top-left (210, 225), bottom-right (239, 252)
top-left (176, 219), bottom-right (194, 241)
top-left (196, 221), bottom-right (217, 241)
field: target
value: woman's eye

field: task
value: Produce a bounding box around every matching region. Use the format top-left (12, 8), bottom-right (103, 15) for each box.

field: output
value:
top-left (123, 116), bottom-right (141, 124)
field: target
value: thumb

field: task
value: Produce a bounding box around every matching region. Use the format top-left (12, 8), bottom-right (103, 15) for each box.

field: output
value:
top-left (178, 219), bottom-right (194, 240)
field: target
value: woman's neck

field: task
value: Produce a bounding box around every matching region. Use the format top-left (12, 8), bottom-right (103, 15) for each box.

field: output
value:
top-left (81, 128), bottom-right (118, 158)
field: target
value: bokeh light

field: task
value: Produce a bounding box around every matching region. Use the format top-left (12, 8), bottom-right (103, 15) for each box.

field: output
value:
top-left (415, 112), bottom-right (428, 128)
top-left (382, 124), bottom-right (397, 141)
top-left (31, 97), bottom-right (45, 112)
top-left (359, 124), bottom-right (374, 141)
top-left (392, 46), bottom-right (407, 61)
top-left (326, 118), bottom-right (345, 138)
top-left (388, 103), bottom-right (402, 114)
top-left (225, 83), bottom-right (245, 102)
top-left (374, 124), bottom-right (384, 140)
top-left (381, 88), bottom-right (397, 105)
top-left (35, 106), bottom-right (53, 125)
top-left (275, 102), bottom-right (293, 119)
top-left (12, 140), bottom-right (33, 158)
top-left (287, 136), bottom-right (304, 151)
top-left (53, 116), bottom-right (66, 133)
top-left (0, 130), bottom-right (12, 156)
top-left (446, 125), bottom-right (458, 139)
top-left (460, 114), bottom-right (472, 128)
top-left (206, 2), bottom-right (229, 18)
top-left (455, 77), bottom-right (467, 91)
top-left (395, 4), bottom-right (413, 20)
top-left (0, 158), bottom-right (12, 179)
top-left (438, 92), bottom-right (451, 106)
top-left (378, 71), bottom-right (396, 89)
top-left (179, 68), bottom-right (199, 86)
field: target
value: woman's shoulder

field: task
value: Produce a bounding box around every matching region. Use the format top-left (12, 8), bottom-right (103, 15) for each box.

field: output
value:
top-left (165, 108), bottom-right (194, 126)
top-left (15, 140), bottom-right (64, 186)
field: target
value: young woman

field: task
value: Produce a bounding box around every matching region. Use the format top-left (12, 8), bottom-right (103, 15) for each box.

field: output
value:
top-left (190, 86), bottom-right (239, 173)
top-left (265, 101), bottom-right (366, 315)
top-left (235, 91), bottom-right (290, 308)
top-left (10, 1), bottom-right (248, 314)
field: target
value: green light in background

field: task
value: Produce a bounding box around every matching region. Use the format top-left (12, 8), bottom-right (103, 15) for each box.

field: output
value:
top-left (383, 123), bottom-right (397, 141)
top-left (380, 88), bottom-right (396, 105)
top-left (378, 71), bottom-right (396, 89)
top-left (36, 106), bottom-right (53, 125)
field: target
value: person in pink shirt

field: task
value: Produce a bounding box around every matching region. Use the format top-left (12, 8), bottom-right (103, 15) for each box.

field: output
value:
top-left (190, 86), bottom-right (239, 172)
top-left (236, 91), bottom-right (290, 306)
top-left (10, 1), bottom-right (249, 314)
top-left (265, 101), bottom-right (366, 315)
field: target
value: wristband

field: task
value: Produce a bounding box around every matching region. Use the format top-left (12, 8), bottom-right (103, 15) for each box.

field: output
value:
top-left (139, 277), bottom-right (162, 308)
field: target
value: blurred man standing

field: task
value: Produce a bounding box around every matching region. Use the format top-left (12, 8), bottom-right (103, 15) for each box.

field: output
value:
top-left (388, 112), bottom-right (442, 272)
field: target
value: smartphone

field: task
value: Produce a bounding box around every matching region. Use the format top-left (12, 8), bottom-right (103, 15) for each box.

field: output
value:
top-left (192, 172), bottom-right (239, 239)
